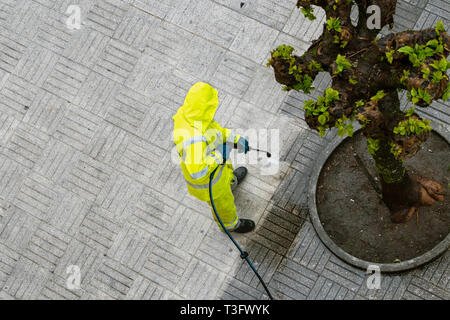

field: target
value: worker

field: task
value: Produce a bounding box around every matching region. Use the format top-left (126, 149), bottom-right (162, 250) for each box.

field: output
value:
top-left (172, 82), bottom-right (255, 233)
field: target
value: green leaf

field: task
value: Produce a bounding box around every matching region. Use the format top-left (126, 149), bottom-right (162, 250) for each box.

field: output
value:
top-left (442, 84), bottom-right (450, 101)
top-left (326, 17), bottom-right (341, 32)
top-left (272, 45), bottom-right (294, 60)
top-left (426, 39), bottom-right (439, 48)
top-left (386, 50), bottom-right (395, 64)
top-left (318, 127), bottom-right (326, 137)
top-left (308, 60), bottom-right (322, 71)
top-left (397, 46), bottom-right (414, 55)
top-left (370, 90), bottom-right (387, 101)
top-left (423, 91), bottom-right (432, 104)
top-left (300, 7), bottom-right (316, 21)
top-left (367, 138), bottom-right (379, 155)
top-left (355, 100), bottom-right (365, 108)
top-left (423, 47), bottom-right (435, 57)
top-left (421, 66), bottom-right (430, 79)
top-left (334, 54), bottom-right (352, 74)
top-left (325, 88), bottom-right (340, 102)
top-left (318, 114), bottom-right (327, 125)
top-left (432, 71), bottom-right (443, 83)
top-left (406, 107), bottom-right (415, 117)
top-left (435, 20), bottom-right (445, 35)
top-left (346, 124), bottom-right (354, 137)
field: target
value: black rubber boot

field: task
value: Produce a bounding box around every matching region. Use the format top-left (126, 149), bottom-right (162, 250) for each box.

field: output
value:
top-left (233, 167), bottom-right (248, 185)
top-left (232, 219), bottom-right (255, 233)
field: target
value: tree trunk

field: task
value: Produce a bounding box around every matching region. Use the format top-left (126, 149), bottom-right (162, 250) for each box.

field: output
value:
top-left (371, 137), bottom-right (444, 223)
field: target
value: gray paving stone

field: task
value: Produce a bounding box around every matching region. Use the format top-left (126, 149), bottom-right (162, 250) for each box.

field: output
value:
top-left (175, 257), bottom-right (227, 299)
top-left (405, 276), bottom-right (450, 300)
top-left (414, 254), bottom-right (449, 290)
top-left (2, 256), bottom-right (50, 299)
top-left (75, 205), bottom-right (121, 253)
top-left (85, 0), bottom-right (129, 37)
top-left (47, 191), bottom-right (89, 237)
top-left (253, 205), bottom-right (305, 255)
top-left (104, 87), bottom-right (148, 133)
top-left (233, 188), bottom-right (268, 223)
top-left (3, 122), bottom-right (49, 169)
top-left (96, 172), bottom-right (142, 220)
top-left (43, 56), bottom-right (90, 103)
top-left (34, 138), bottom-right (80, 185)
top-left (14, 43), bottom-right (57, 87)
top-left (215, 0), bottom-right (297, 31)
top-left (85, 256), bottom-right (136, 299)
top-left (63, 30), bottom-right (109, 69)
top-left (218, 276), bottom-right (264, 300)
top-left (243, 65), bottom-right (288, 114)
top-left (126, 275), bottom-right (171, 299)
top-left (39, 274), bottom-right (83, 300)
top-left (13, 172), bottom-right (59, 221)
top-left (232, 240), bottom-right (283, 291)
top-left (22, 91), bottom-right (68, 135)
top-left (54, 104), bottom-right (101, 151)
top-left (0, 111), bottom-right (19, 147)
top-left (272, 258), bottom-right (319, 299)
top-left (194, 228), bottom-right (240, 273)
top-left (143, 19), bottom-right (193, 67)
top-left (73, 71), bottom-right (119, 117)
top-left (283, 4), bottom-right (326, 43)
top-left (0, 154), bottom-right (28, 202)
top-left (289, 222), bottom-right (331, 273)
top-left (132, 0), bottom-right (190, 22)
top-left (165, 207), bottom-right (211, 255)
top-left (141, 239), bottom-right (191, 291)
top-left (0, 75), bottom-right (38, 120)
top-left (85, 122), bottom-right (129, 166)
top-left (22, 222), bottom-right (72, 272)
top-left (114, 6), bottom-right (157, 51)
top-left (0, 242), bottom-right (20, 288)
top-left (36, 9), bottom-right (73, 55)
top-left (229, 15), bottom-right (279, 64)
top-left (229, 100), bottom-right (275, 130)
top-left (53, 238), bottom-right (100, 284)
top-left (94, 39), bottom-right (141, 84)
top-left (62, 154), bottom-right (113, 202)
top-left (8, 1), bottom-right (49, 41)
top-left (0, 0), bottom-right (16, 28)
top-left (358, 272), bottom-right (413, 300)
top-left (126, 186), bottom-right (180, 238)
top-left (0, 25), bottom-right (28, 74)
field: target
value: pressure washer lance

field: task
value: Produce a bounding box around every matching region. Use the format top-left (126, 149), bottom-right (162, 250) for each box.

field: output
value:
top-left (208, 154), bottom-right (274, 300)
top-left (249, 147), bottom-right (272, 158)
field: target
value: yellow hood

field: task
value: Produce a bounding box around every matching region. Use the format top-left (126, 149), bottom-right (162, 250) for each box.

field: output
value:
top-left (173, 82), bottom-right (219, 130)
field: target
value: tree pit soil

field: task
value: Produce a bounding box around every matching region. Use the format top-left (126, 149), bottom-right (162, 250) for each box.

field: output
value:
top-left (317, 131), bottom-right (450, 264)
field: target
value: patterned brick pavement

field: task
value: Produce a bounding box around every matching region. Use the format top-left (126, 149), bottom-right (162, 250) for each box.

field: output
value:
top-left (0, 0), bottom-right (448, 300)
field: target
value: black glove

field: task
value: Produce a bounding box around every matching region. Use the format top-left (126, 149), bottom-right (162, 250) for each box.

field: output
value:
top-left (235, 137), bottom-right (249, 154)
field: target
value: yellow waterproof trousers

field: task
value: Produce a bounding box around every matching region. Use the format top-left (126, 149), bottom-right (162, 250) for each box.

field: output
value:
top-left (206, 164), bottom-right (239, 231)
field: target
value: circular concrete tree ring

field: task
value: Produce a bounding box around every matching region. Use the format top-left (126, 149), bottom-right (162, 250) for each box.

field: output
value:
top-left (308, 120), bottom-right (450, 273)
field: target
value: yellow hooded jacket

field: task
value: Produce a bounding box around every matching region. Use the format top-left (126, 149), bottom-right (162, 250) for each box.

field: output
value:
top-left (173, 82), bottom-right (240, 201)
